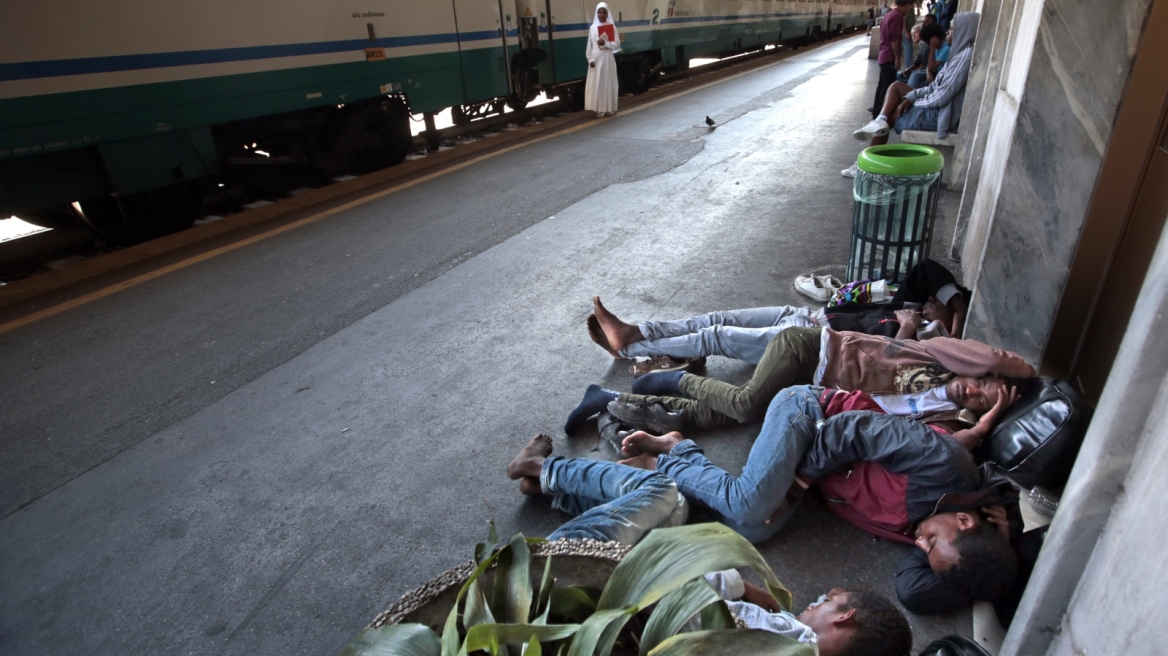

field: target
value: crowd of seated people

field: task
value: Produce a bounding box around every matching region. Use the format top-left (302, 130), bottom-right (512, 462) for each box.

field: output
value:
top-left (504, 258), bottom-right (1052, 654)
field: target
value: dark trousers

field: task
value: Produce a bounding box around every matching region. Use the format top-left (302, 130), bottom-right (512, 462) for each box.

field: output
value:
top-left (873, 61), bottom-right (897, 118)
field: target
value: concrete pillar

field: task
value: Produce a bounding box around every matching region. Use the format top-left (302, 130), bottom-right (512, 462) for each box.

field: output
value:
top-left (947, 0), bottom-right (1007, 251)
top-left (959, 0), bottom-right (1153, 364)
top-left (1000, 192), bottom-right (1168, 656)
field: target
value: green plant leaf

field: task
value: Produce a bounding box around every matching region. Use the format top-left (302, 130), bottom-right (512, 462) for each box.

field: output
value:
top-left (534, 554), bottom-right (555, 625)
top-left (440, 537), bottom-right (510, 656)
top-left (341, 624), bottom-right (442, 656)
top-left (596, 524), bottom-right (793, 612)
top-left (490, 534), bottom-right (534, 625)
top-left (465, 578), bottom-right (496, 631)
top-left (476, 521), bottom-right (500, 566)
top-left (565, 607), bottom-right (635, 656)
top-left (463, 624), bottom-right (581, 653)
top-left (647, 629), bottom-right (815, 656)
top-left (638, 579), bottom-right (720, 656)
top-left (523, 635), bottom-right (542, 656)
top-left (548, 587), bottom-right (600, 623)
top-left (698, 599), bottom-right (735, 631)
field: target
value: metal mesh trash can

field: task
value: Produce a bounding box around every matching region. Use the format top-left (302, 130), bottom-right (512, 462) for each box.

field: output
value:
top-left (847, 144), bottom-right (944, 283)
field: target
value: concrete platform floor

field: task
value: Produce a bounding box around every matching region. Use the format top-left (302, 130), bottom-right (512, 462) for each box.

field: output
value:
top-left (0, 35), bottom-right (972, 655)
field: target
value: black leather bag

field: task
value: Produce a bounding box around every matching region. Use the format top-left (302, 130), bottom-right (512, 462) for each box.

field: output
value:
top-left (917, 635), bottom-right (993, 656)
top-left (975, 377), bottom-right (1093, 491)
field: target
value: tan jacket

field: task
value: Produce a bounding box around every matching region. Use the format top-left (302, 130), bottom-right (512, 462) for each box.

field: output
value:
top-left (820, 329), bottom-right (1035, 395)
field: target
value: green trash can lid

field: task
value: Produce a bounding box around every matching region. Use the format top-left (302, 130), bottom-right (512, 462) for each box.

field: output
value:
top-left (857, 144), bottom-right (945, 176)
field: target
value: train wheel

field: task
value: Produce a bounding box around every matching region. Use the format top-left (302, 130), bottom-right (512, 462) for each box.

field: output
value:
top-left (74, 183), bottom-right (201, 245)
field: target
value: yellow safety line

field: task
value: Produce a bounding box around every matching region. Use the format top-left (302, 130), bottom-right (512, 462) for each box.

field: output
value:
top-left (0, 50), bottom-right (800, 335)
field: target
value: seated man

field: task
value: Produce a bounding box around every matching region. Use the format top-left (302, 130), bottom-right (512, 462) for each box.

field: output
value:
top-left (852, 12), bottom-right (979, 144)
top-left (505, 435), bottom-right (913, 656)
top-left (616, 385), bottom-right (1022, 605)
top-left (571, 319), bottom-right (1032, 434)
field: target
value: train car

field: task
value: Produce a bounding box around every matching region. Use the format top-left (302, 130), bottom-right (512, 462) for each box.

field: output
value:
top-left (0, 0), bottom-right (864, 243)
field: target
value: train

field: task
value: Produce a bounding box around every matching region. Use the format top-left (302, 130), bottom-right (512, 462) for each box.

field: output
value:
top-left (0, 0), bottom-right (868, 243)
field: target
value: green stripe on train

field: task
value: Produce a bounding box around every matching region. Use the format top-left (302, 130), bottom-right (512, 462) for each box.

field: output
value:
top-left (0, 16), bottom-right (857, 158)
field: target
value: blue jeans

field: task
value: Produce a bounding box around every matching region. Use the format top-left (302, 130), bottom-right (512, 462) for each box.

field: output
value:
top-left (543, 456), bottom-right (688, 546)
top-left (895, 105), bottom-right (941, 133)
top-left (619, 306), bottom-right (819, 365)
top-left (653, 385), bottom-right (824, 543)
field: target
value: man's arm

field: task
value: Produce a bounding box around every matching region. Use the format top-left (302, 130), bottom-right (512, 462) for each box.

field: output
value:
top-left (922, 337), bottom-right (1036, 378)
top-left (895, 548), bottom-right (971, 614)
top-left (796, 412), bottom-right (956, 483)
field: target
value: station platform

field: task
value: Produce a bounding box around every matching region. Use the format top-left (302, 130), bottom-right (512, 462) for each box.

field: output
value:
top-left (0, 35), bottom-right (978, 654)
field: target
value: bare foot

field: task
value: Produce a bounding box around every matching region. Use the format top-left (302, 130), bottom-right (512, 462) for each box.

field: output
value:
top-left (618, 453), bottom-right (659, 471)
top-left (593, 297), bottom-right (645, 352)
top-left (507, 433), bottom-right (553, 480)
top-left (587, 315), bottom-right (620, 358)
top-left (520, 477), bottom-right (542, 495)
top-left (621, 430), bottom-right (685, 457)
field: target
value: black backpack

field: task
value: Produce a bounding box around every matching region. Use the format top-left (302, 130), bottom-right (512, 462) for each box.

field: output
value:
top-left (917, 635), bottom-right (992, 656)
top-left (975, 377), bottom-right (1093, 492)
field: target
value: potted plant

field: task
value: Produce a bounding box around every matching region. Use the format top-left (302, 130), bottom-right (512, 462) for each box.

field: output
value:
top-left (341, 523), bottom-right (814, 656)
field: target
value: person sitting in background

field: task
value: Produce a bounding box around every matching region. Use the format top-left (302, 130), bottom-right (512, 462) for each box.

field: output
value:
top-left (853, 12), bottom-right (980, 145)
top-left (900, 18), bottom-right (945, 88)
top-left (927, 20), bottom-right (952, 82)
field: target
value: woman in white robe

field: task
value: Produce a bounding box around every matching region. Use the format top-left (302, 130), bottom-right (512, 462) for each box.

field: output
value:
top-left (584, 2), bottom-right (620, 117)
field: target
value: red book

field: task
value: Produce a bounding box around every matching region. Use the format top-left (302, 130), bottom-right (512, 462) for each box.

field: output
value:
top-left (597, 24), bottom-right (615, 42)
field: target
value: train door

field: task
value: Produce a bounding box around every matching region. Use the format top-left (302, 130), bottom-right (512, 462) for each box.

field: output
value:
top-left (451, 0), bottom-right (513, 104)
top-left (546, 0), bottom-right (591, 83)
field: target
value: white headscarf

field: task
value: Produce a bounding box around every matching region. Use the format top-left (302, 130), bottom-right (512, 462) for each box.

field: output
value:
top-left (591, 2), bottom-right (613, 28)
top-left (588, 2), bottom-right (620, 55)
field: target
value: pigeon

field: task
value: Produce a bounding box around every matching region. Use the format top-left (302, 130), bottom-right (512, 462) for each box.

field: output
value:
top-left (705, 116), bottom-right (716, 129)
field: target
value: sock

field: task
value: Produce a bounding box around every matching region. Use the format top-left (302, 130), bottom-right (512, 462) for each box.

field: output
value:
top-left (631, 370), bottom-right (685, 396)
top-left (877, 114), bottom-right (888, 124)
top-left (564, 384), bottom-right (619, 435)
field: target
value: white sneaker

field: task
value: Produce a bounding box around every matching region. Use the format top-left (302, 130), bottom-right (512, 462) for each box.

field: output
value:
top-left (853, 118), bottom-right (889, 141)
top-left (841, 163), bottom-right (859, 178)
top-left (794, 274), bottom-right (832, 303)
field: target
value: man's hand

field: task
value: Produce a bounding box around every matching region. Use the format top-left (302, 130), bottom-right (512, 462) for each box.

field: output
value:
top-left (981, 505), bottom-right (1012, 541)
top-left (589, 61), bottom-right (595, 68)
top-left (894, 309), bottom-right (923, 340)
top-left (741, 582), bottom-right (782, 613)
top-left (897, 98), bottom-right (914, 116)
top-left (976, 386), bottom-right (1019, 434)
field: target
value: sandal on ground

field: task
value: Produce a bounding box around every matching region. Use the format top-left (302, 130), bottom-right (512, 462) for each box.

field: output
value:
top-left (795, 274), bottom-right (833, 303)
top-left (629, 355), bottom-right (707, 378)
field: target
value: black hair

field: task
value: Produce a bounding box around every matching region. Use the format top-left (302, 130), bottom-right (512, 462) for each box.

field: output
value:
top-left (920, 22), bottom-right (946, 43)
top-left (895, 0), bottom-right (915, 5)
top-left (937, 521), bottom-right (1020, 599)
top-left (836, 590), bottom-right (913, 656)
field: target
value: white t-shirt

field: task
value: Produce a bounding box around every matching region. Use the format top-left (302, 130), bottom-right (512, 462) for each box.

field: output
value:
top-left (703, 571), bottom-right (818, 646)
top-left (871, 387), bottom-right (957, 417)
top-left (812, 328), bottom-right (832, 386)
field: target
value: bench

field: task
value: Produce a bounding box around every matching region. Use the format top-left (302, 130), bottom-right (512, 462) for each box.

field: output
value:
top-left (899, 130), bottom-right (959, 147)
